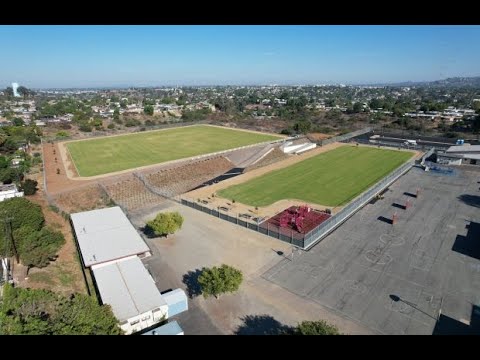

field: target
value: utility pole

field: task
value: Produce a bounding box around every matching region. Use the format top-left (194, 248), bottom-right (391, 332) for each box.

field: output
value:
top-left (3, 215), bottom-right (18, 264)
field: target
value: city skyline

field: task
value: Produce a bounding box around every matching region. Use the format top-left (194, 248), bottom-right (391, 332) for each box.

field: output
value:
top-left (1, 25), bottom-right (480, 88)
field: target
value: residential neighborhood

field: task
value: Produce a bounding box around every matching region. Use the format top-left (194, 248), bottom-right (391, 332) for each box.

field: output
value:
top-left (1, 25), bottom-right (479, 336)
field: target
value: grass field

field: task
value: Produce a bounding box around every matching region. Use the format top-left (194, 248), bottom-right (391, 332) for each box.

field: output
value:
top-left (66, 125), bottom-right (281, 176)
top-left (218, 146), bottom-right (413, 207)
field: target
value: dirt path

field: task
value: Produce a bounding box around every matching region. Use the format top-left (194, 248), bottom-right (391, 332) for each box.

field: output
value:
top-left (44, 141), bottom-right (96, 194)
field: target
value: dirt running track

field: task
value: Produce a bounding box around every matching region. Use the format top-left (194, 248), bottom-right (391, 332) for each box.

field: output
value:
top-left (43, 142), bottom-right (95, 194)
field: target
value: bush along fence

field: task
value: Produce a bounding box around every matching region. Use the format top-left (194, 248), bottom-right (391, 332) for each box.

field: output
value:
top-left (181, 158), bottom-right (415, 250)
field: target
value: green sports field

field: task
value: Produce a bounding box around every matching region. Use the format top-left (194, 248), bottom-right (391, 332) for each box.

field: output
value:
top-left (66, 125), bottom-right (281, 177)
top-left (218, 146), bottom-right (413, 207)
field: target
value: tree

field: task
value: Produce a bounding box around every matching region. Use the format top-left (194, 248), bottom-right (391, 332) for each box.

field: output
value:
top-left (0, 156), bottom-right (8, 169)
top-left (170, 211), bottom-right (184, 229)
top-left (113, 108), bottom-right (120, 121)
top-left (0, 197), bottom-right (45, 258)
top-left (12, 117), bottom-right (25, 126)
top-left (293, 320), bottom-right (341, 335)
top-left (393, 105), bottom-right (406, 117)
top-left (369, 98), bottom-right (383, 110)
top-left (18, 227), bottom-right (65, 272)
top-left (55, 131), bottom-right (69, 138)
top-left (144, 105), bottom-right (154, 116)
top-left (146, 211), bottom-right (184, 237)
top-left (0, 284), bottom-right (122, 335)
top-left (20, 179), bottom-right (38, 195)
top-left (79, 123), bottom-right (92, 132)
top-left (198, 264), bottom-right (243, 299)
top-left (293, 120), bottom-right (312, 134)
top-left (17, 86), bottom-right (29, 99)
top-left (472, 115), bottom-right (480, 133)
top-left (353, 102), bottom-right (363, 113)
top-left (280, 128), bottom-right (293, 135)
top-left (0, 167), bottom-right (21, 184)
top-left (52, 293), bottom-right (122, 335)
top-left (473, 101), bottom-right (480, 113)
top-left (4, 87), bottom-right (13, 98)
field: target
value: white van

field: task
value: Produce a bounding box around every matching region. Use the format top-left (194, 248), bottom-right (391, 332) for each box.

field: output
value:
top-left (404, 139), bottom-right (417, 146)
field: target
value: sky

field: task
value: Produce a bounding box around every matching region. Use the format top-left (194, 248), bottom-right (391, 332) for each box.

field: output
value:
top-left (1, 25), bottom-right (480, 88)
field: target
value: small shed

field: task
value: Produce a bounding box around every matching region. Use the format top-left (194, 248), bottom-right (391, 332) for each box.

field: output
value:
top-left (162, 288), bottom-right (188, 317)
top-left (141, 321), bottom-right (184, 335)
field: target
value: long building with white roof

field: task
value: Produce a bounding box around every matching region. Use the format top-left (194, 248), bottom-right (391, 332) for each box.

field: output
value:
top-left (71, 206), bottom-right (187, 335)
top-left (92, 256), bottom-right (169, 334)
top-left (70, 206), bottom-right (151, 267)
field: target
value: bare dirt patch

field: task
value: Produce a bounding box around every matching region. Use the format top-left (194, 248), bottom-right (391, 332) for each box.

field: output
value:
top-left (307, 132), bottom-right (338, 142)
top-left (53, 184), bottom-right (112, 214)
top-left (244, 148), bottom-right (289, 172)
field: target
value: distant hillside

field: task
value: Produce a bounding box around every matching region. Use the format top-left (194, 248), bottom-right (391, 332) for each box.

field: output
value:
top-left (428, 76), bottom-right (480, 87)
top-left (383, 76), bottom-right (480, 88)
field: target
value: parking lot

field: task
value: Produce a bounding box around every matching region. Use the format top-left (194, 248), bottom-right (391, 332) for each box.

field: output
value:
top-left (263, 166), bottom-right (480, 334)
top-left (129, 201), bottom-right (373, 335)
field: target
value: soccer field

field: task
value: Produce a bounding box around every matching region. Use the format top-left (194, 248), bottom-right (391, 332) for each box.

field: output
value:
top-left (218, 146), bottom-right (413, 207)
top-left (65, 125), bottom-right (281, 177)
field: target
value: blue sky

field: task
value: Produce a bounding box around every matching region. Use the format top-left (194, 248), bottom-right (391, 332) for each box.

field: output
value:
top-left (1, 25), bottom-right (479, 88)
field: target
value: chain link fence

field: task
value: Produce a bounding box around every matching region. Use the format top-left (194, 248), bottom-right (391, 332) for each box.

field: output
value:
top-left (319, 127), bottom-right (372, 146)
top-left (302, 159), bottom-right (415, 249)
top-left (181, 155), bottom-right (414, 250)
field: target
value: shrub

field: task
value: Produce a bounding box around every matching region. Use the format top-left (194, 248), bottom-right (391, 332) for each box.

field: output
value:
top-left (294, 320), bottom-right (341, 335)
top-left (146, 211), bottom-right (184, 237)
top-left (55, 131), bottom-right (69, 138)
top-left (79, 123), bottom-right (92, 132)
top-left (20, 179), bottom-right (38, 196)
top-left (198, 264), bottom-right (243, 299)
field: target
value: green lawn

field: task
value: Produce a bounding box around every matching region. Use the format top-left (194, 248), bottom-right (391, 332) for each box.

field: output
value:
top-left (218, 146), bottom-right (413, 207)
top-left (66, 125), bottom-right (281, 176)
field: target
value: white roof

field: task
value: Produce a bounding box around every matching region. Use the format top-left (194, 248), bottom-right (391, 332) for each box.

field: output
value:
top-left (162, 288), bottom-right (188, 307)
top-left (462, 153), bottom-right (480, 160)
top-left (92, 256), bottom-right (167, 322)
top-left (446, 145), bottom-right (480, 153)
top-left (71, 206), bottom-right (150, 267)
top-left (0, 184), bottom-right (17, 192)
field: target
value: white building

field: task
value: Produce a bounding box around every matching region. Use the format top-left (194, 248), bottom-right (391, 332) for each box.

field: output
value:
top-left (70, 206), bottom-right (151, 267)
top-left (71, 206), bottom-right (187, 335)
top-left (0, 184), bottom-right (24, 202)
top-left (438, 144), bottom-right (480, 166)
top-left (92, 256), bottom-right (169, 335)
